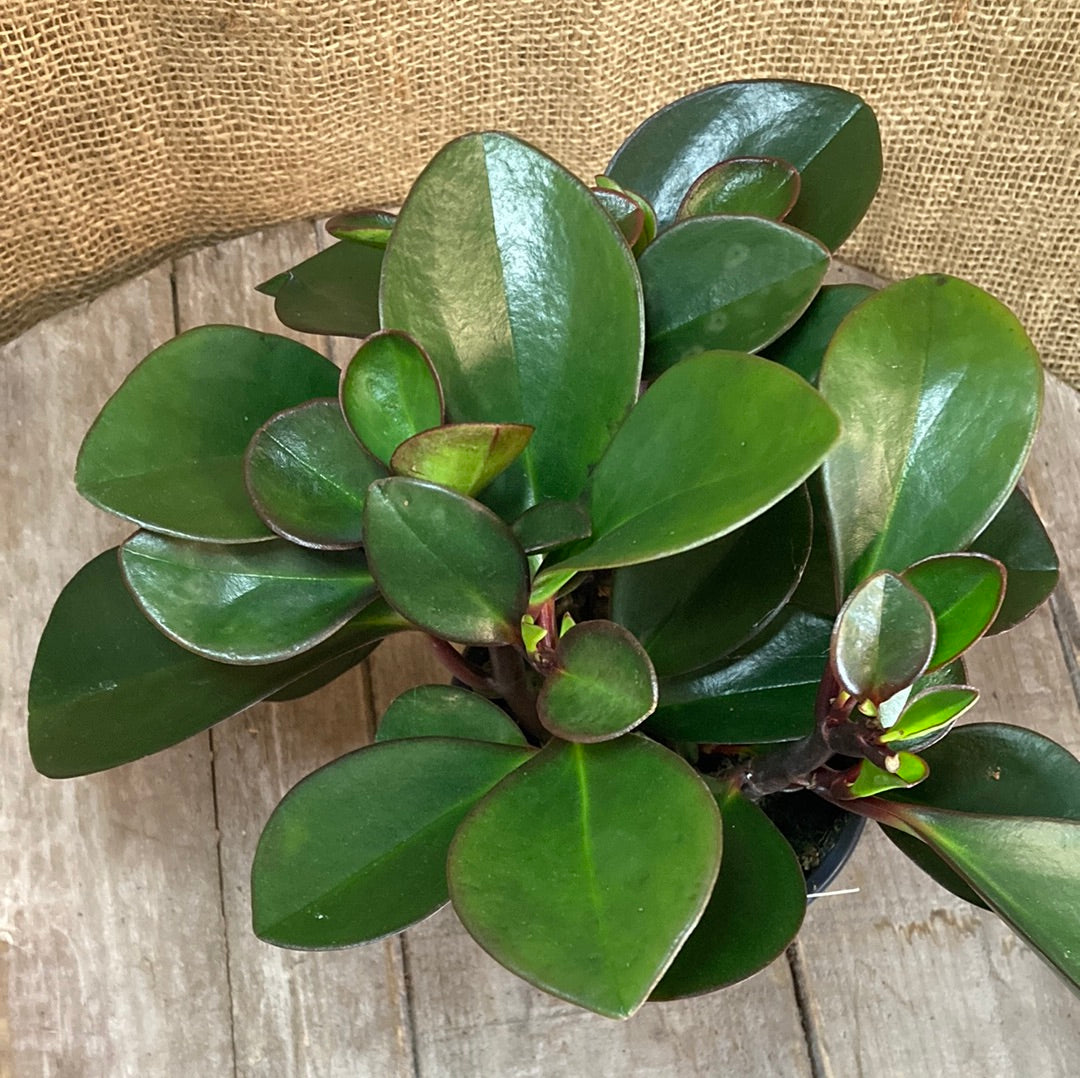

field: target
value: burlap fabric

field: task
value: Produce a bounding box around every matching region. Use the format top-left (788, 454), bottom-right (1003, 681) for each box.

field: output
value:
top-left (2, 2), bottom-right (1078, 385)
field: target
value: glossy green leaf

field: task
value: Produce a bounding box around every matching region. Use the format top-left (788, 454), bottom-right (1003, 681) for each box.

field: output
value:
top-left (390, 422), bottom-right (534, 497)
top-left (591, 187), bottom-right (645, 248)
top-left (380, 133), bottom-right (644, 518)
top-left (902, 553), bottom-right (1005, 669)
top-left (245, 399), bottom-right (386, 549)
top-left (339, 330), bottom-right (444, 465)
top-left (761, 283), bottom-right (875, 385)
top-left (879, 686), bottom-right (979, 750)
top-left (611, 487), bottom-right (811, 677)
top-left (884, 723), bottom-right (1080, 909)
top-left (447, 735), bottom-right (722, 1018)
top-left (363, 477), bottom-right (529, 645)
top-left (607, 80), bottom-right (881, 247)
top-left (545, 352), bottom-right (839, 573)
top-left (325, 209), bottom-right (396, 247)
top-left (831, 571), bottom-right (935, 703)
top-left (253, 738), bottom-right (532, 948)
top-left (969, 487), bottom-right (1058, 633)
top-left (653, 784), bottom-right (805, 999)
top-left (256, 240), bottom-right (383, 337)
top-left (76, 326), bottom-right (339, 542)
top-left (375, 684), bottom-right (526, 745)
top-left (512, 499), bottom-right (591, 554)
top-left (847, 752), bottom-right (928, 798)
top-left (650, 609), bottom-right (831, 744)
top-left (28, 551), bottom-right (406, 777)
top-left (120, 532), bottom-right (378, 664)
top-left (638, 215), bottom-right (829, 376)
top-left (265, 644), bottom-right (377, 702)
top-left (537, 621), bottom-right (658, 742)
top-left (676, 157), bottom-right (800, 221)
top-left (820, 275), bottom-right (1044, 593)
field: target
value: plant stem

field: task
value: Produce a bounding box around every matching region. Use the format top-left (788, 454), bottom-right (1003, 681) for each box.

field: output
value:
top-left (428, 636), bottom-right (497, 696)
top-left (489, 644), bottom-right (546, 743)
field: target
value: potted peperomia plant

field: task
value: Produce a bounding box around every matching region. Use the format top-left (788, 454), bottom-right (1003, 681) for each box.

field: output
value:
top-left (29, 79), bottom-right (1076, 1021)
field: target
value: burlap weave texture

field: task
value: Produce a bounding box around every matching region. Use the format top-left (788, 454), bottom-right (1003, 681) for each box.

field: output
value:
top-left (2, 1), bottom-right (1078, 384)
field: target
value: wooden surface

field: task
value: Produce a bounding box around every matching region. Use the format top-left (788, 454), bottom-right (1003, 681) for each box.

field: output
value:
top-left (3, 223), bottom-right (1079, 1077)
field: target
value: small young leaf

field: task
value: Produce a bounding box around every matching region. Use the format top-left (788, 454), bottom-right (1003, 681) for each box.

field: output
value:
top-left (363, 478), bottom-right (529, 645)
top-left (28, 551), bottom-right (405, 777)
top-left (591, 188), bottom-right (645, 248)
top-left (537, 621), bottom-right (659, 742)
top-left (256, 241), bottom-right (383, 337)
top-left (638, 215), bottom-right (829, 376)
top-left (879, 686), bottom-right (979, 751)
top-left (76, 326), bottom-right (339, 542)
top-left (252, 738), bottom-right (532, 948)
top-left (447, 736), bottom-right (722, 1018)
top-left (820, 275), bottom-right (1043, 593)
top-left (325, 209), bottom-right (396, 247)
top-left (375, 684), bottom-right (526, 746)
top-left (832, 571), bottom-right (936, 703)
top-left (650, 608), bottom-right (831, 744)
top-left (120, 532), bottom-right (378, 664)
top-left (606, 80), bottom-right (881, 247)
top-left (676, 157), bottom-right (800, 222)
top-left (847, 752), bottom-right (928, 798)
top-left (902, 553), bottom-right (1005, 668)
top-left (611, 487), bottom-right (811, 677)
top-left (390, 422), bottom-right (534, 497)
top-left (545, 352), bottom-right (839, 573)
top-left (512, 500), bottom-right (591, 555)
top-left (652, 784), bottom-right (805, 999)
top-left (245, 399), bottom-right (386, 549)
top-left (340, 331), bottom-right (444, 464)
top-left (761, 283), bottom-right (875, 386)
top-left (969, 487), bottom-right (1058, 633)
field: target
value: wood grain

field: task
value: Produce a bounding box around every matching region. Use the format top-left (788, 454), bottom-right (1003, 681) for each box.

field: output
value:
top-left (1, 271), bottom-right (234, 1076)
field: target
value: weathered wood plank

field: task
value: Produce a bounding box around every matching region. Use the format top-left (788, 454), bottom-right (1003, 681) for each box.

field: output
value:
top-left (1, 272), bottom-right (235, 1076)
top-left (172, 223), bottom-right (415, 1078)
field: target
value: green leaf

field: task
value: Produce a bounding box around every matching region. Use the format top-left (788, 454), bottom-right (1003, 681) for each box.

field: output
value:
top-left (676, 157), bottom-right (800, 222)
top-left (652, 785), bottom-right (805, 999)
top-left (611, 487), bottom-right (811, 677)
top-left (884, 723), bottom-right (1080, 909)
top-left (363, 477), bottom-right (529, 645)
top-left (256, 241), bottom-right (383, 337)
top-left (76, 326), bottom-right (339, 542)
top-left (902, 553), bottom-right (1005, 669)
top-left (380, 133), bottom-right (644, 518)
top-left (591, 187), bottom-right (645, 248)
top-left (537, 621), bottom-right (658, 742)
top-left (390, 422), bottom-right (534, 497)
top-left (820, 275), bottom-right (1044, 594)
top-left (265, 644), bottom-right (377, 702)
top-left (761, 283), bottom-right (875, 386)
top-left (28, 551), bottom-right (406, 777)
top-left (969, 487), bottom-right (1058, 633)
top-left (607, 80), bottom-right (881, 248)
top-left (596, 176), bottom-right (658, 253)
top-left (544, 352), bottom-right (839, 573)
top-left (252, 738), bottom-right (532, 948)
top-left (650, 608), bottom-right (831, 743)
top-left (325, 209), bottom-right (396, 247)
top-left (339, 330), bottom-right (444, 465)
top-left (245, 399), bottom-right (386, 549)
top-left (847, 752), bottom-right (928, 798)
top-left (512, 499), bottom-right (591, 555)
top-left (447, 735), bottom-right (722, 1018)
top-left (375, 684), bottom-right (526, 745)
top-left (831, 571), bottom-right (936, 703)
top-left (638, 215), bottom-right (829, 376)
top-left (879, 686), bottom-right (979, 750)
top-left (120, 532), bottom-right (378, 664)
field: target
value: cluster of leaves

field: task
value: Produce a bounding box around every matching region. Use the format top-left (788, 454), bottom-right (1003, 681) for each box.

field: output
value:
top-left (29, 80), bottom-right (1077, 1021)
